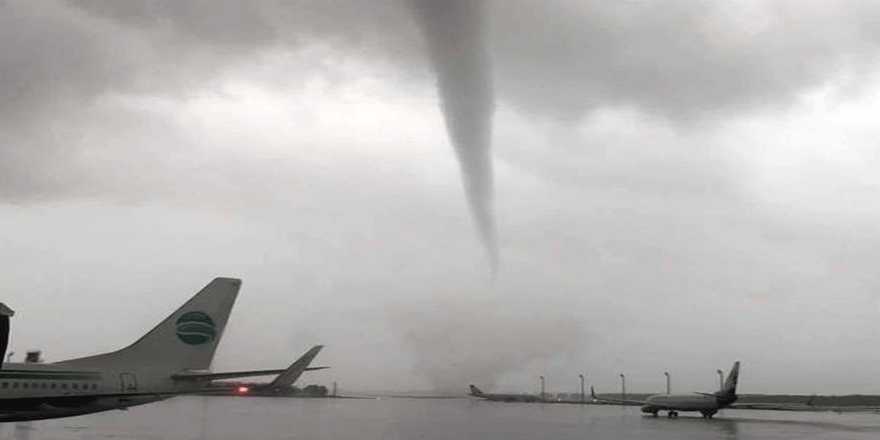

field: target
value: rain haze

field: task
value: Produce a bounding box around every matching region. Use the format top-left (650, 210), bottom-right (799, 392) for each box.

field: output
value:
top-left (3, 0), bottom-right (880, 400)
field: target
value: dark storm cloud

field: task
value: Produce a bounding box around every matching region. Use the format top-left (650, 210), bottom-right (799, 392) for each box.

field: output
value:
top-left (0, 1), bottom-right (136, 123)
top-left (489, 1), bottom-right (880, 121)
top-left (8, 0), bottom-right (880, 128)
top-left (2, 0), bottom-right (880, 203)
top-left (68, 0), bottom-right (418, 58)
top-left (69, 0), bottom-right (277, 47)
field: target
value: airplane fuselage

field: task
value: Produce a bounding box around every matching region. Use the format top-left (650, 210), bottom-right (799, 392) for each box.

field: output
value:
top-left (641, 393), bottom-right (720, 413)
top-left (0, 362), bottom-right (202, 422)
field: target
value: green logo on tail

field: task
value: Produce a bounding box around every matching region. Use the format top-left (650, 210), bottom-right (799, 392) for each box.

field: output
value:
top-left (175, 312), bottom-right (216, 345)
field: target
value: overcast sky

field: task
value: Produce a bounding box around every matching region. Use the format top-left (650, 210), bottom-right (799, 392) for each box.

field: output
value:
top-left (3, 0), bottom-right (880, 396)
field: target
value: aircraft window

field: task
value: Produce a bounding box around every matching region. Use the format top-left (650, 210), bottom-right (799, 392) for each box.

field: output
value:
top-left (12, 382), bottom-right (18, 388)
top-left (41, 383), bottom-right (47, 389)
top-left (61, 383), bottom-right (68, 389)
top-left (32, 383), bottom-right (38, 389)
top-left (51, 383), bottom-right (56, 389)
top-left (22, 383), bottom-right (28, 389)
top-left (72, 383), bottom-right (78, 390)
top-left (92, 384), bottom-right (97, 390)
top-left (1, 382), bottom-right (6, 388)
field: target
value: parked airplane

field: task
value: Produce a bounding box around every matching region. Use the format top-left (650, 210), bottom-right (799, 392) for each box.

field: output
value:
top-left (197, 345), bottom-right (328, 395)
top-left (469, 384), bottom-right (540, 402)
top-left (594, 362), bottom-right (880, 417)
top-left (591, 361), bottom-right (740, 418)
top-left (0, 277), bottom-right (322, 422)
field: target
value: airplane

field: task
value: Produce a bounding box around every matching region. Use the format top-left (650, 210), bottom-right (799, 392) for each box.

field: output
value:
top-left (468, 384), bottom-right (540, 402)
top-left (199, 345), bottom-right (329, 396)
top-left (0, 277), bottom-right (323, 422)
top-left (592, 361), bottom-right (880, 417)
top-left (591, 361), bottom-right (740, 419)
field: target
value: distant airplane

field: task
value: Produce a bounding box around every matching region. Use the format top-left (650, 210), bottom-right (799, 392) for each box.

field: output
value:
top-left (469, 384), bottom-right (540, 402)
top-left (591, 361), bottom-right (740, 418)
top-left (0, 277), bottom-right (323, 423)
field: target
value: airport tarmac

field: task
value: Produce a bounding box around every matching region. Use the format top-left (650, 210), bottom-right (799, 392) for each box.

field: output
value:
top-left (2, 396), bottom-right (880, 440)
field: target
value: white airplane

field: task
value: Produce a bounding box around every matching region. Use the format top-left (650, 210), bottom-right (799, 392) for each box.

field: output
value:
top-left (591, 361), bottom-right (740, 419)
top-left (0, 277), bottom-right (322, 422)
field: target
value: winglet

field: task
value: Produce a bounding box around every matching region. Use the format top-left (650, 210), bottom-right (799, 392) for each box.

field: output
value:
top-left (469, 384), bottom-right (484, 397)
top-left (0, 304), bottom-right (14, 317)
top-left (267, 345), bottom-right (324, 387)
top-left (590, 386), bottom-right (597, 400)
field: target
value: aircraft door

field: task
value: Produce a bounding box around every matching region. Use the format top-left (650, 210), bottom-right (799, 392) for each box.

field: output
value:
top-left (119, 373), bottom-right (138, 393)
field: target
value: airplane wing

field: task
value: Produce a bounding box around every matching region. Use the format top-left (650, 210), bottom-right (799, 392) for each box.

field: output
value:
top-left (171, 366), bottom-right (328, 382)
top-left (268, 345), bottom-right (324, 387)
top-left (589, 387), bottom-right (654, 407)
top-left (172, 345), bottom-right (327, 382)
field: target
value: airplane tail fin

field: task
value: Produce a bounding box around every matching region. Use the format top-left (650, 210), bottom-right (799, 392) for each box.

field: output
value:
top-left (268, 345), bottom-right (324, 388)
top-left (469, 384), bottom-right (484, 397)
top-left (720, 361), bottom-right (740, 396)
top-left (56, 278), bottom-right (241, 372)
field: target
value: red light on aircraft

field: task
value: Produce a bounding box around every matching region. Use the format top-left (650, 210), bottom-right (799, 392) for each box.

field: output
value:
top-left (237, 387), bottom-right (249, 393)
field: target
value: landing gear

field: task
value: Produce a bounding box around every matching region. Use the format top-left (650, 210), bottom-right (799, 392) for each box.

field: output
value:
top-left (650, 411), bottom-right (659, 418)
top-left (700, 410), bottom-right (717, 419)
top-left (666, 410), bottom-right (679, 418)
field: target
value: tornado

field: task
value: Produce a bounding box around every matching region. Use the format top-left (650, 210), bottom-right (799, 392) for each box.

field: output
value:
top-left (408, 0), bottom-right (498, 274)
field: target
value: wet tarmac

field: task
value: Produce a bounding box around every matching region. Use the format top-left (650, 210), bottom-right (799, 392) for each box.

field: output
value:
top-left (2, 396), bottom-right (879, 440)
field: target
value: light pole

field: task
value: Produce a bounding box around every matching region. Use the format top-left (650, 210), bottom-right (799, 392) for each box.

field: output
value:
top-left (540, 375), bottom-right (545, 402)
top-left (664, 371), bottom-right (670, 394)
top-left (619, 373), bottom-right (626, 401)
top-left (578, 374), bottom-right (585, 403)
top-left (717, 369), bottom-right (724, 391)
